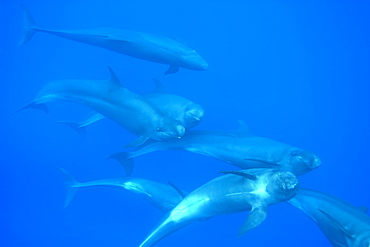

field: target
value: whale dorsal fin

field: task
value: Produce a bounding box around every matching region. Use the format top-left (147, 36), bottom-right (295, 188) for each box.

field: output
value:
top-left (236, 120), bottom-right (253, 136)
top-left (219, 171), bottom-right (257, 180)
top-left (107, 66), bottom-right (123, 87)
top-left (318, 209), bottom-right (354, 238)
top-left (152, 78), bottom-right (165, 92)
top-left (168, 182), bottom-right (187, 199)
top-left (239, 205), bottom-right (268, 236)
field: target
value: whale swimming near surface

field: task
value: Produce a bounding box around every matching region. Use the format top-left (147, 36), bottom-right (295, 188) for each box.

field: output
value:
top-left (288, 188), bottom-right (370, 247)
top-left (19, 67), bottom-right (185, 147)
top-left (139, 168), bottom-right (300, 247)
top-left (58, 78), bottom-right (204, 138)
top-left (19, 5), bottom-right (208, 75)
top-left (110, 121), bottom-right (321, 176)
top-left (58, 168), bottom-right (186, 212)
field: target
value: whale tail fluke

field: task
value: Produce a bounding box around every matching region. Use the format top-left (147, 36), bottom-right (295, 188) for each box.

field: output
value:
top-left (57, 121), bottom-right (87, 139)
top-left (58, 167), bottom-right (80, 208)
top-left (19, 5), bottom-right (38, 46)
top-left (106, 152), bottom-right (134, 177)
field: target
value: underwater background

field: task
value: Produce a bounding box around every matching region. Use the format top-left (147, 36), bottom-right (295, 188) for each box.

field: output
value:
top-left (2, 0), bottom-right (370, 246)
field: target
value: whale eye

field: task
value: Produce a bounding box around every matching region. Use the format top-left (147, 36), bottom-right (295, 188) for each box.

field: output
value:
top-left (156, 126), bottom-right (164, 132)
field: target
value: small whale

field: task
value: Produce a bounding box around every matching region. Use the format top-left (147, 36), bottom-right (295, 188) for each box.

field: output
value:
top-left (139, 169), bottom-right (300, 247)
top-left (58, 168), bottom-right (186, 212)
top-left (59, 78), bottom-right (204, 138)
top-left (19, 5), bottom-right (208, 75)
top-left (288, 188), bottom-right (370, 247)
top-left (109, 121), bottom-right (321, 176)
top-left (19, 67), bottom-right (185, 147)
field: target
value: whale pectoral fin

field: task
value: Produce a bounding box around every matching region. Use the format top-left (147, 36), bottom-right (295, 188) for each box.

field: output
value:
top-left (80, 113), bottom-right (106, 127)
top-left (243, 159), bottom-right (280, 167)
top-left (168, 181), bottom-right (187, 199)
top-left (317, 209), bottom-right (354, 238)
top-left (152, 78), bottom-right (166, 92)
top-left (102, 35), bottom-right (133, 42)
top-left (57, 121), bottom-right (87, 139)
top-left (164, 65), bottom-right (179, 75)
top-left (15, 102), bottom-right (49, 115)
top-left (219, 171), bottom-right (257, 180)
top-left (107, 152), bottom-right (134, 176)
top-left (124, 136), bottom-right (150, 148)
top-left (85, 34), bottom-right (133, 42)
top-left (238, 205), bottom-right (268, 236)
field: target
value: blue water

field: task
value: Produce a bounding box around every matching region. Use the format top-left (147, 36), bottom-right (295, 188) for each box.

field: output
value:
top-left (2, 0), bottom-right (370, 246)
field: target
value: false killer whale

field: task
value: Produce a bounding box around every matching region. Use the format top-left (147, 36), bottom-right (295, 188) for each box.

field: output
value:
top-left (19, 5), bottom-right (208, 74)
top-left (58, 78), bottom-right (204, 138)
top-left (288, 188), bottom-right (370, 247)
top-left (58, 168), bottom-right (186, 212)
top-left (110, 121), bottom-right (321, 176)
top-left (139, 168), bottom-right (300, 246)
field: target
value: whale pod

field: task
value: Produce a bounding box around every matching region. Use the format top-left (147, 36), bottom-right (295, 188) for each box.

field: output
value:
top-left (59, 78), bottom-right (204, 138)
top-left (19, 68), bottom-right (186, 147)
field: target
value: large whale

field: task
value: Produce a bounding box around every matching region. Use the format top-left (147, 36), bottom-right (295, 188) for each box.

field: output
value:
top-left (139, 168), bottom-right (300, 247)
top-left (59, 78), bottom-right (204, 137)
top-left (19, 68), bottom-right (185, 147)
top-left (110, 121), bottom-right (321, 176)
top-left (19, 5), bottom-right (208, 75)
top-left (58, 168), bottom-right (186, 212)
top-left (288, 188), bottom-right (370, 247)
